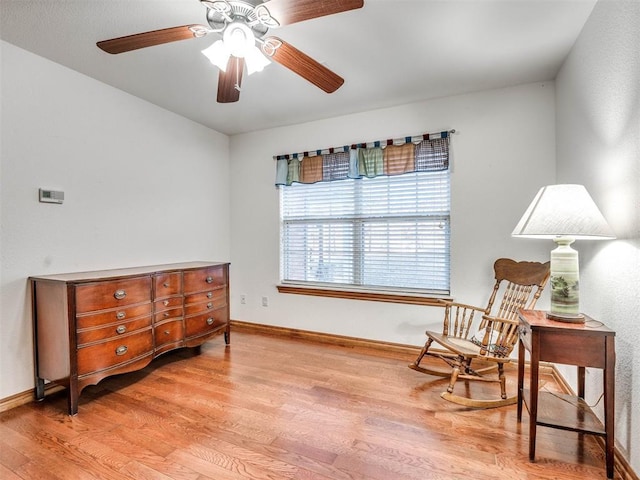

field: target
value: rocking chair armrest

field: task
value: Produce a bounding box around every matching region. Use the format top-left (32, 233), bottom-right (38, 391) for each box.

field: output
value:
top-left (440, 300), bottom-right (487, 313)
top-left (481, 314), bottom-right (519, 326)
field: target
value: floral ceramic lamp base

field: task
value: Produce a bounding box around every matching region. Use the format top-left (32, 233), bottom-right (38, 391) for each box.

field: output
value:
top-left (548, 237), bottom-right (585, 323)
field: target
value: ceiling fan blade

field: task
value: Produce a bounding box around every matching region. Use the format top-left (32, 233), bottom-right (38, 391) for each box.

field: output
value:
top-left (262, 37), bottom-right (344, 93)
top-left (217, 57), bottom-right (245, 103)
top-left (97, 25), bottom-right (209, 54)
top-left (258, 0), bottom-right (363, 26)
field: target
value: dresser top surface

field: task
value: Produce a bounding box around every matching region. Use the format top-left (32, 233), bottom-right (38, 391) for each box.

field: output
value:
top-left (30, 261), bottom-right (229, 283)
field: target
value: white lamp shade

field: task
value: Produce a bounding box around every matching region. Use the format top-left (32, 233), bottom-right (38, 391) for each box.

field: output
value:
top-left (512, 184), bottom-right (615, 240)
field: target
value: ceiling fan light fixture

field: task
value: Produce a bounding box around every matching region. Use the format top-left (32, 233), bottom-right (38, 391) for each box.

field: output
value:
top-left (97, 0), bottom-right (363, 103)
top-left (223, 21), bottom-right (255, 58)
top-left (245, 45), bottom-right (270, 75)
top-left (202, 40), bottom-right (231, 71)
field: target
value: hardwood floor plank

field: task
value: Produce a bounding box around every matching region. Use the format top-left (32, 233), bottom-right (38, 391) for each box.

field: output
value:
top-left (168, 420), bottom-right (354, 480)
top-left (109, 424), bottom-right (177, 459)
top-left (117, 460), bottom-right (179, 480)
top-left (0, 463), bottom-right (24, 480)
top-left (166, 449), bottom-right (253, 480)
top-left (184, 441), bottom-right (298, 480)
top-left (0, 331), bottom-right (624, 479)
top-left (67, 434), bottom-right (132, 472)
top-left (270, 436), bottom-right (338, 465)
top-left (0, 422), bottom-right (116, 480)
top-left (12, 461), bottom-right (64, 480)
top-left (0, 437), bottom-right (30, 471)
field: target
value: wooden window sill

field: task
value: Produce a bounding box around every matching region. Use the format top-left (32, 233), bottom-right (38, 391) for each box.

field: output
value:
top-left (276, 284), bottom-right (451, 306)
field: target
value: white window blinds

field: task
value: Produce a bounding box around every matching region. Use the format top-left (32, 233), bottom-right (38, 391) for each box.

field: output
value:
top-left (280, 169), bottom-right (450, 293)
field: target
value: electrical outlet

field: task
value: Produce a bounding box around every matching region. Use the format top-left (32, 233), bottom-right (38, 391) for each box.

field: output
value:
top-left (261, 296), bottom-right (269, 307)
top-left (240, 294), bottom-right (247, 305)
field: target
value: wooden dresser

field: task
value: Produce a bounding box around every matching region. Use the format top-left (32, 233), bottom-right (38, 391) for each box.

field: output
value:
top-left (30, 261), bottom-right (230, 415)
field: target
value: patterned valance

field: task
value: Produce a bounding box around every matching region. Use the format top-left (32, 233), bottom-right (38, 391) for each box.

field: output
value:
top-left (275, 130), bottom-right (452, 186)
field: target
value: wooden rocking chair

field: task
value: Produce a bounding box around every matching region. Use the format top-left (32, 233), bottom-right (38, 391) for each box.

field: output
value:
top-left (409, 258), bottom-right (550, 408)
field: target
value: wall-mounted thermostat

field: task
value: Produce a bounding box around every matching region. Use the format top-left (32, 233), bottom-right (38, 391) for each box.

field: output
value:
top-left (39, 188), bottom-right (64, 204)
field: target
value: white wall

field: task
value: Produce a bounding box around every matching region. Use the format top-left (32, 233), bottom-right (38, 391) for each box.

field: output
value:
top-left (555, 0), bottom-right (640, 472)
top-left (0, 41), bottom-right (231, 399)
top-left (229, 82), bottom-right (554, 345)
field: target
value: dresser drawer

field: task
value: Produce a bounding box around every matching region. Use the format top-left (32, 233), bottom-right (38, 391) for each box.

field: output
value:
top-left (184, 299), bottom-right (221, 317)
top-left (154, 306), bottom-right (183, 323)
top-left (77, 328), bottom-right (153, 376)
top-left (184, 288), bottom-right (226, 307)
top-left (154, 272), bottom-right (182, 299)
top-left (77, 316), bottom-right (152, 346)
top-left (183, 266), bottom-right (226, 294)
top-left (76, 277), bottom-right (151, 314)
top-left (76, 303), bottom-right (152, 330)
top-left (154, 296), bottom-right (183, 312)
top-left (154, 319), bottom-right (184, 347)
top-left (184, 309), bottom-right (226, 339)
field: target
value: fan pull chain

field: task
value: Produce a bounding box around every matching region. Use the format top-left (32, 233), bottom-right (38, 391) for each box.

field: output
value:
top-left (234, 57), bottom-right (241, 92)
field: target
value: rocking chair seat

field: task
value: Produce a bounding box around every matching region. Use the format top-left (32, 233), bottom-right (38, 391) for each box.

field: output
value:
top-left (426, 324), bottom-right (515, 363)
top-left (425, 331), bottom-right (482, 358)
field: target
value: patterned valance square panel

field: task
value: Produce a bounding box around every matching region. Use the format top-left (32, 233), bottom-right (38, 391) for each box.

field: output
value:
top-left (275, 130), bottom-right (452, 186)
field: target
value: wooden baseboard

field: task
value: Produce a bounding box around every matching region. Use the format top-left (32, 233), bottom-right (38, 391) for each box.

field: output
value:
top-left (0, 383), bottom-right (64, 413)
top-left (230, 319), bottom-right (422, 356)
top-left (548, 363), bottom-right (574, 394)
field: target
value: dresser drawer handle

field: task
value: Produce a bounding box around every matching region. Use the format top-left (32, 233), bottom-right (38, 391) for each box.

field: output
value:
top-left (164, 330), bottom-right (171, 335)
top-left (163, 312), bottom-right (170, 318)
top-left (116, 311), bottom-right (126, 320)
top-left (206, 276), bottom-right (214, 284)
top-left (116, 325), bottom-right (127, 334)
top-left (114, 290), bottom-right (127, 300)
top-left (207, 302), bottom-right (213, 309)
top-left (163, 282), bottom-right (170, 288)
top-left (207, 292), bottom-right (213, 298)
top-left (115, 345), bottom-right (128, 356)
top-left (163, 300), bottom-right (170, 306)
top-left (206, 317), bottom-right (214, 325)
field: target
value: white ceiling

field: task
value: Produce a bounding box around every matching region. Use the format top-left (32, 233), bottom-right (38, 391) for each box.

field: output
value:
top-left (1, 0), bottom-right (596, 136)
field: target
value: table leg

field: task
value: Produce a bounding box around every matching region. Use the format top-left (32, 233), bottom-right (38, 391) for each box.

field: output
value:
top-left (529, 332), bottom-right (540, 462)
top-left (517, 338), bottom-right (525, 421)
top-left (604, 336), bottom-right (615, 479)
top-left (67, 375), bottom-right (78, 416)
top-left (577, 366), bottom-right (586, 399)
top-left (35, 377), bottom-right (45, 401)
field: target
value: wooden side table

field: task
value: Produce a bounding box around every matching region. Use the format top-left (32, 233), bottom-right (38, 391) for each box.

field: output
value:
top-left (517, 309), bottom-right (616, 479)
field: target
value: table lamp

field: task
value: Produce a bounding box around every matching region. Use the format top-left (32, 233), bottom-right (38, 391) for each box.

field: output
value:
top-left (512, 184), bottom-right (615, 323)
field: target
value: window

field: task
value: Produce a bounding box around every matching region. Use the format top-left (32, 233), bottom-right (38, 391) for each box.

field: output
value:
top-left (279, 168), bottom-right (450, 294)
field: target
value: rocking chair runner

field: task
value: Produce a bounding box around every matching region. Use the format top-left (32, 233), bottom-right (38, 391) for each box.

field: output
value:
top-left (409, 258), bottom-right (550, 408)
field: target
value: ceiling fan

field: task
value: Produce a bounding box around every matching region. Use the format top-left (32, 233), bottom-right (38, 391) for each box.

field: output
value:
top-left (97, 0), bottom-right (364, 103)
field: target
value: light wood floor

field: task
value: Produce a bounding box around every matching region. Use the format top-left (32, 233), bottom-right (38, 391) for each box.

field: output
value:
top-left (0, 330), bottom-right (618, 479)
